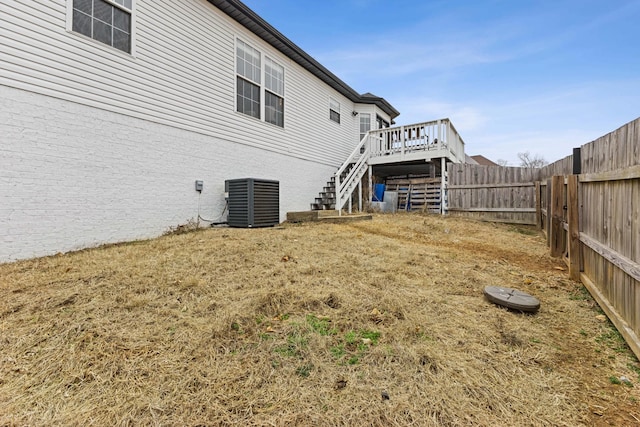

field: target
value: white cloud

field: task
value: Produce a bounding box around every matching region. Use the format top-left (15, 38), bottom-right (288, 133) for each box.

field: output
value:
top-left (316, 35), bottom-right (509, 83)
top-left (391, 98), bottom-right (488, 133)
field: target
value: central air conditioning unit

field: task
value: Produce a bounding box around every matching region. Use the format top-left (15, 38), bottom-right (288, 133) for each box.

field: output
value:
top-left (225, 178), bottom-right (280, 228)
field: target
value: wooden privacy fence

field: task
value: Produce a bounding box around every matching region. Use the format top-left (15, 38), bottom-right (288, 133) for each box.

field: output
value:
top-left (448, 117), bottom-right (640, 358)
top-left (537, 118), bottom-right (640, 359)
top-left (448, 164), bottom-right (539, 224)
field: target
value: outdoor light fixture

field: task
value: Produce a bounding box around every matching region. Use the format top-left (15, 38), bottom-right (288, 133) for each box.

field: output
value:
top-left (352, 111), bottom-right (358, 116)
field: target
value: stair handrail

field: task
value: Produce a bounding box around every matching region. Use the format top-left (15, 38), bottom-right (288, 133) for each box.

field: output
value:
top-left (335, 133), bottom-right (376, 214)
top-left (336, 133), bottom-right (369, 180)
top-left (338, 145), bottom-right (369, 196)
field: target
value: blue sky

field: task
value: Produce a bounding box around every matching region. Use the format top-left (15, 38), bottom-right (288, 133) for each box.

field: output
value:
top-left (241, 0), bottom-right (640, 165)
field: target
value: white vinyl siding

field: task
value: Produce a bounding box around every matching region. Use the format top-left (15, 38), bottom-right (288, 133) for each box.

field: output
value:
top-left (0, 0), bottom-right (359, 165)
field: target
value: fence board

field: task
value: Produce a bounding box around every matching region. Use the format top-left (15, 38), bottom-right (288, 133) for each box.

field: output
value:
top-left (448, 165), bottom-right (539, 224)
top-left (550, 176), bottom-right (565, 257)
top-left (567, 176), bottom-right (580, 280)
top-left (580, 234), bottom-right (640, 282)
top-left (581, 118), bottom-right (640, 173)
top-left (581, 273), bottom-right (640, 358)
top-left (535, 117), bottom-right (640, 359)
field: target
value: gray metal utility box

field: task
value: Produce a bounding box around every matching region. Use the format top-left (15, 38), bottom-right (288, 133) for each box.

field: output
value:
top-left (225, 178), bottom-right (280, 228)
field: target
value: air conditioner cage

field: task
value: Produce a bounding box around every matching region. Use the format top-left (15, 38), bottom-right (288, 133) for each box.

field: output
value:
top-left (225, 178), bottom-right (280, 228)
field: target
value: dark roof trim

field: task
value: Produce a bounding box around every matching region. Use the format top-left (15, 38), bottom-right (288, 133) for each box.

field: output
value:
top-left (207, 0), bottom-right (400, 119)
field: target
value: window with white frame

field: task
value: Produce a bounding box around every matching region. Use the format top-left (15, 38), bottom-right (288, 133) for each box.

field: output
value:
top-left (236, 39), bottom-right (262, 119)
top-left (72, 0), bottom-right (132, 53)
top-left (265, 57), bottom-right (284, 127)
top-left (329, 98), bottom-right (341, 124)
top-left (359, 113), bottom-right (371, 141)
top-left (236, 40), bottom-right (285, 127)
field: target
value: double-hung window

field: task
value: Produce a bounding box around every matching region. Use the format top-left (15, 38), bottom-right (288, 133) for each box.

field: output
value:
top-left (236, 40), bottom-right (261, 119)
top-left (236, 39), bottom-right (285, 127)
top-left (72, 0), bottom-right (132, 53)
top-left (264, 58), bottom-right (284, 127)
top-left (329, 98), bottom-right (341, 124)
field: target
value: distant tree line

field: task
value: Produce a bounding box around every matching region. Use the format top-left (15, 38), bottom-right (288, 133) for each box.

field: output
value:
top-left (495, 151), bottom-right (548, 168)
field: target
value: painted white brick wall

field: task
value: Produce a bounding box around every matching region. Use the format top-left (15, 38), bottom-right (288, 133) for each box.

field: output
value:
top-left (0, 85), bottom-right (333, 263)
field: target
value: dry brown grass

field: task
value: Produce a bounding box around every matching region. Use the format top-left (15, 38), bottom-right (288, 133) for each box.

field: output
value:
top-left (1, 213), bottom-right (639, 426)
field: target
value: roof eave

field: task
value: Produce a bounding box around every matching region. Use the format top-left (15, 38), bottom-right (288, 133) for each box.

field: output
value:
top-left (357, 95), bottom-right (400, 119)
top-left (207, 0), bottom-right (400, 119)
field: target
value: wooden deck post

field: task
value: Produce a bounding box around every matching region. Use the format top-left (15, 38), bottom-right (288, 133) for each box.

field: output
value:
top-left (567, 175), bottom-right (581, 280)
top-left (358, 179), bottom-right (362, 212)
top-left (550, 175), bottom-right (565, 257)
top-left (368, 165), bottom-right (373, 205)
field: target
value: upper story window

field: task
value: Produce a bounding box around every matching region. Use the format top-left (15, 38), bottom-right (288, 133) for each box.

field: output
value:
top-left (236, 39), bottom-right (285, 128)
top-left (329, 98), bottom-right (341, 124)
top-left (236, 40), bottom-right (261, 119)
top-left (72, 0), bottom-right (132, 53)
top-left (265, 57), bottom-right (284, 127)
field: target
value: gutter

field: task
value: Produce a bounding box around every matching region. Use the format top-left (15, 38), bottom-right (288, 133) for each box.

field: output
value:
top-left (207, 0), bottom-right (400, 119)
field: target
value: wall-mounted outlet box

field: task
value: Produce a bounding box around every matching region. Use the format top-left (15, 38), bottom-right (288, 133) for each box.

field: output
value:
top-left (195, 180), bottom-right (203, 192)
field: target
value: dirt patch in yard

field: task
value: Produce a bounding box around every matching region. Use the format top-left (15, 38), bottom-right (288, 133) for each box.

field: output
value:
top-left (1, 213), bottom-right (639, 426)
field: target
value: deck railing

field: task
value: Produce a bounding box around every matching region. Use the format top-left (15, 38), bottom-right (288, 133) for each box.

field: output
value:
top-left (335, 118), bottom-right (464, 215)
top-left (369, 118), bottom-right (465, 163)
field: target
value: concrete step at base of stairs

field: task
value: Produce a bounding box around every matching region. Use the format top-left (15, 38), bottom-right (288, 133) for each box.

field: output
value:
top-left (288, 210), bottom-right (372, 223)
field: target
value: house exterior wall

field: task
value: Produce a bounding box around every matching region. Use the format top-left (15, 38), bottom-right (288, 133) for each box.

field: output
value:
top-left (0, 0), bottom-right (365, 262)
top-left (0, 0), bottom-right (361, 163)
top-left (0, 85), bottom-right (334, 262)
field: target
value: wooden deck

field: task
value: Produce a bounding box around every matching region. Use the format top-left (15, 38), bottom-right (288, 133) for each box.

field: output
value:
top-left (335, 118), bottom-right (465, 216)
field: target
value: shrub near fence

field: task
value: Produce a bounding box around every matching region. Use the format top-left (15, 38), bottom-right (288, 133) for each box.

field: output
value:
top-left (449, 117), bottom-right (640, 359)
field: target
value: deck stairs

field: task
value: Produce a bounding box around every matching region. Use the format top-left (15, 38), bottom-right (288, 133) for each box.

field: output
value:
top-left (311, 138), bottom-right (367, 211)
top-left (310, 163), bottom-right (355, 210)
top-left (310, 118), bottom-right (465, 214)
top-left (310, 160), bottom-right (362, 211)
top-left (310, 176), bottom-right (338, 210)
